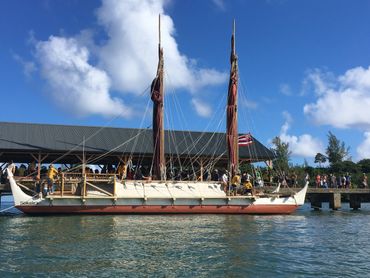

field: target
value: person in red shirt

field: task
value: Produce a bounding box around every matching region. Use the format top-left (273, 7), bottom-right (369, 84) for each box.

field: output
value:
top-left (315, 174), bottom-right (321, 188)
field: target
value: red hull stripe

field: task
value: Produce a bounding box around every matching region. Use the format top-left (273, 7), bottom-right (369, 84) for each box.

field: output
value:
top-left (17, 204), bottom-right (298, 215)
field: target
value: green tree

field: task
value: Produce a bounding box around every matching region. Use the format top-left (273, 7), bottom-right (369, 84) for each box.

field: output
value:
top-left (331, 160), bottom-right (359, 174)
top-left (271, 136), bottom-right (291, 173)
top-left (325, 131), bottom-right (350, 165)
top-left (314, 153), bottom-right (327, 168)
top-left (357, 159), bottom-right (370, 173)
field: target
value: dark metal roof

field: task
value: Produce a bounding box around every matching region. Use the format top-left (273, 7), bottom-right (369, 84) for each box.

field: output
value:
top-left (0, 122), bottom-right (274, 164)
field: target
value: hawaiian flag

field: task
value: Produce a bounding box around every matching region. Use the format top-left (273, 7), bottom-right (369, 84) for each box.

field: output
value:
top-left (238, 133), bottom-right (253, 146)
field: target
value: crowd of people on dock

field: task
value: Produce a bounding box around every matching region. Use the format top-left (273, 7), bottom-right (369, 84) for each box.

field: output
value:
top-left (311, 173), bottom-right (368, 189)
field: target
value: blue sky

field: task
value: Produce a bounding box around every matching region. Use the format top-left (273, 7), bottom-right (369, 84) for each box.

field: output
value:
top-left (1, 0), bottom-right (370, 164)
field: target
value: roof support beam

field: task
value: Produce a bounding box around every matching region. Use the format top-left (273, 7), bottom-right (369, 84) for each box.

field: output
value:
top-left (30, 153), bottom-right (49, 179)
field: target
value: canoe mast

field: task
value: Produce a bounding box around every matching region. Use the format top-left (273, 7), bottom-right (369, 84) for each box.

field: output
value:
top-left (226, 20), bottom-right (239, 178)
top-left (151, 15), bottom-right (166, 180)
top-left (150, 18), bottom-right (239, 180)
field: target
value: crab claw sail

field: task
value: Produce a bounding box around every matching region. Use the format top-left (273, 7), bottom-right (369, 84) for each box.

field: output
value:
top-left (294, 182), bottom-right (309, 206)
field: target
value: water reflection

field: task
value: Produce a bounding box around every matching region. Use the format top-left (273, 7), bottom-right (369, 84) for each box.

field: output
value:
top-left (1, 209), bottom-right (370, 277)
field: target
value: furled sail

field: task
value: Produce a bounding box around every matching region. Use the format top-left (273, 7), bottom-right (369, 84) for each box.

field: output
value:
top-left (226, 21), bottom-right (239, 178)
top-left (151, 15), bottom-right (166, 180)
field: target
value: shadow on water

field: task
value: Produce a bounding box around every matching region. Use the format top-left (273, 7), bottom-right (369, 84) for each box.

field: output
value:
top-left (1, 202), bottom-right (370, 277)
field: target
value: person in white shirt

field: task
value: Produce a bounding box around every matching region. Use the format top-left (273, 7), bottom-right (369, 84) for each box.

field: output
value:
top-left (221, 171), bottom-right (228, 192)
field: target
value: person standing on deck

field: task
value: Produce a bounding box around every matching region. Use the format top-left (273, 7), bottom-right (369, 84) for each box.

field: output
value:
top-left (330, 174), bottom-right (336, 188)
top-left (255, 170), bottom-right (263, 187)
top-left (281, 176), bottom-right (288, 188)
top-left (362, 173), bottom-right (368, 188)
top-left (18, 164), bottom-right (26, 176)
top-left (241, 172), bottom-right (247, 184)
top-left (345, 173), bottom-right (351, 189)
top-left (211, 169), bottom-right (220, 182)
top-left (47, 164), bottom-right (58, 194)
top-left (221, 171), bottom-right (228, 192)
top-left (291, 172), bottom-right (297, 188)
top-left (242, 173), bottom-right (253, 195)
top-left (315, 174), bottom-right (321, 188)
top-left (231, 172), bottom-right (241, 196)
top-left (304, 173), bottom-right (310, 185)
top-left (28, 161), bottom-right (36, 176)
top-left (322, 175), bottom-right (328, 188)
top-left (336, 174), bottom-right (342, 188)
top-left (117, 162), bottom-right (127, 180)
top-left (342, 174), bottom-right (346, 189)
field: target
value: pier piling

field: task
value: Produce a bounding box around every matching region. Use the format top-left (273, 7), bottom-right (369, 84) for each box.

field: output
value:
top-left (311, 196), bottom-right (322, 210)
top-left (329, 193), bottom-right (341, 210)
top-left (349, 195), bottom-right (361, 210)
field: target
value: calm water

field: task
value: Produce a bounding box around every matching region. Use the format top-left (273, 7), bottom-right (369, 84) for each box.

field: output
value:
top-left (1, 201), bottom-right (370, 277)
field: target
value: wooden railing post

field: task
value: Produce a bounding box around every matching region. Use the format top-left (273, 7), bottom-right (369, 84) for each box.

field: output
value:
top-left (61, 173), bottom-right (65, 197)
top-left (113, 174), bottom-right (117, 197)
top-left (200, 158), bottom-right (203, 182)
top-left (37, 152), bottom-right (41, 180)
top-left (83, 174), bottom-right (87, 197)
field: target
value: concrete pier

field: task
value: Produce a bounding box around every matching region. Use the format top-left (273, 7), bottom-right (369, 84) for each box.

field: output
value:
top-left (307, 188), bottom-right (370, 211)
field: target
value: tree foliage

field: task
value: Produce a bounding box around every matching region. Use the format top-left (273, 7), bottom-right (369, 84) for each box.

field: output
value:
top-left (271, 136), bottom-right (291, 173)
top-left (325, 131), bottom-right (350, 165)
top-left (331, 160), bottom-right (359, 174)
top-left (357, 159), bottom-right (370, 173)
top-left (314, 153), bottom-right (327, 167)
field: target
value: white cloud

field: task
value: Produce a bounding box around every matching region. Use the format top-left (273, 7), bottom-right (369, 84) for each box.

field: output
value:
top-left (279, 111), bottom-right (324, 157)
top-left (97, 0), bottom-right (227, 95)
top-left (261, 96), bottom-right (274, 104)
top-left (191, 98), bottom-right (212, 118)
top-left (212, 0), bottom-right (226, 10)
top-left (30, 0), bottom-right (226, 119)
top-left (357, 132), bottom-right (370, 160)
top-left (13, 53), bottom-right (36, 77)
top-left (240, 98), bottom-right (258, 109)
top-left (35, 36), bottom-right (132, 118)
top-left (279, 83), bottom-right (292, 96)
top-left (304, 66), bottom-right (370, 129)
